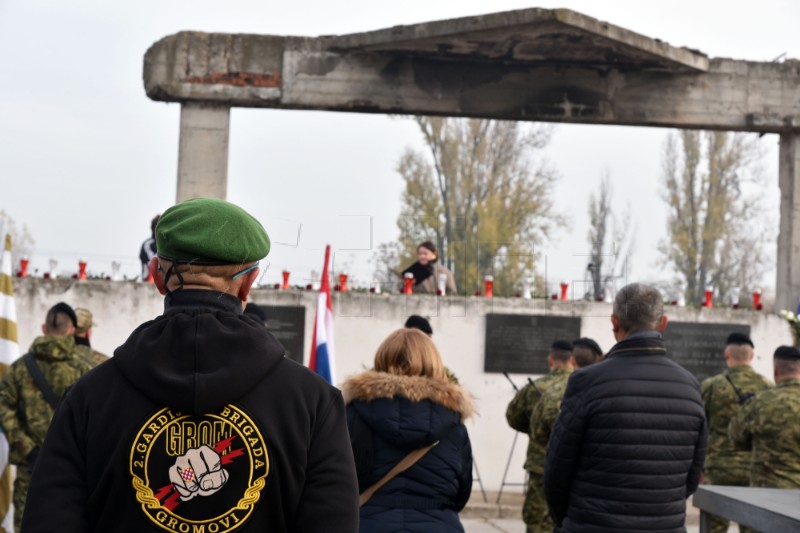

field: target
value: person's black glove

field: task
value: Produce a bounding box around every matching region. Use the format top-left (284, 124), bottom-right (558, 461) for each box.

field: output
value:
top-left (26, 447), bottom-right (40, 474)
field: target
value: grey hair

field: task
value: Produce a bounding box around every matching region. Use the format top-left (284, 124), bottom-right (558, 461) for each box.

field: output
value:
top-left (613, 283), bottom-right (664, 333)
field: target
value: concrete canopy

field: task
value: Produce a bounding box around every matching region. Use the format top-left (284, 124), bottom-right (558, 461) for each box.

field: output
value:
top-left (143, 7), bottom-right (800, 311)
top-left (144, 7), bottom-right (799, 131)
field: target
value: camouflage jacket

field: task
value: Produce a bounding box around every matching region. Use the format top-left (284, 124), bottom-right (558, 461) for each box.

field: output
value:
top-left (505, 367), bottom-right (572, 472)
top-left (0, 335), bottom-right (92, 465)
top-left (75, 344), bottom-right (110, 367)
top-left (729, 378), bottom-right (800, 488)
top-left (700, 364), bottom-right (772, 471)
top-left (529, 373), bottom-right (571, 474)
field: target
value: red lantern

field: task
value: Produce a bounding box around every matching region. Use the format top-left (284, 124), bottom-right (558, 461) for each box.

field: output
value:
top-left (560, 282), bottom-right (569, 301)
top-left (78, 260), bottom-right (87, 281)
top-left (282, 270), bottom-right (290, 290)
top-left (484, 275), bottom-right (494, 298)
top-left (17, 258), bottom-right (29, 278)
top-left (752, 289), bottom-right (763, 311)
top-left (338, 273), bottom-right (348, 292)
top-left (703, 288), bottom-right (713, 308)
top-left (403, 273), bottom-right (414, 295)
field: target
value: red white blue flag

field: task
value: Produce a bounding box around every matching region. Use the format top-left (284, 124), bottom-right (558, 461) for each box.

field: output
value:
top-left (309, 245), bottom-right (336, 384)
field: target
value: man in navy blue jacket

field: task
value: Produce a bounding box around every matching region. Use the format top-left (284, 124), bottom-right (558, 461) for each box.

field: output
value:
top-left (544, 283), bottom-right (707, 533)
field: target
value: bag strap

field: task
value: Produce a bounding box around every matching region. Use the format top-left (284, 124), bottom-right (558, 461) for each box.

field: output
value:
top-left (359, 441), bottom-right (438, 507)
top-left (22, 353), bottom-right (59, 409)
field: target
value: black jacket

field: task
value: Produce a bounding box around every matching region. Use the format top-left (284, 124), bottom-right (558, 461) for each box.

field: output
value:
top-left (22, 290), bottom-right (359, 532)
top-left (544, 333), bottom-right (707, 533)
top-left (342, 371), bottom-right (473, 533)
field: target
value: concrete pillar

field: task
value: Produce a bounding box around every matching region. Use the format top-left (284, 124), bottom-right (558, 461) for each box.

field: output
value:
top-left (777, 132), bottom-right (800, 312)
top-left (176, 102), bottom-right (231, 202)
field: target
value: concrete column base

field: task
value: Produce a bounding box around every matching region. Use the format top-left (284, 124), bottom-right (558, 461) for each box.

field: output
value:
top-left (176, 103), bottom-right (231, 202)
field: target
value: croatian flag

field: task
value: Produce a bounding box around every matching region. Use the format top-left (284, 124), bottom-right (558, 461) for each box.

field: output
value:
top-left (309, 245), bottom-right (336, 384)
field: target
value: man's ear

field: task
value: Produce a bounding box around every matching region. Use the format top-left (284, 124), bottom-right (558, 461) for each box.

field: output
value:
top-left (657, 314), bottom-right (669, 332)
top-left (237, 267), bottom-right (260, 303)
top-left (611, 313), bottom-right (620, 335)
top-left (149, 257), bottom-right (167, 295)
top-left (723, 346), bottom-right (732, 364)
top-left (41, 324), bottom-right (46, 335)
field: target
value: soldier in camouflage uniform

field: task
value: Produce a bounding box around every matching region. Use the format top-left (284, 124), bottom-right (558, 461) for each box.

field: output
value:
top-left (730, 345), bottom-right (800, 489)
top-left (73, 308), bottom-right (109, 367)
top-left (506, 340), bottom-right (574, 533)
top-left (529, 338), bottom-right (603, 533)
top-left (0, 303), bottom-right (92, 532)
top-left (700, 332), bottom-right (772, 533)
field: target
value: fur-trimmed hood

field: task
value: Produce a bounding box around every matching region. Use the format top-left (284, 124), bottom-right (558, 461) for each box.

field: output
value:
top-left (342, 371), bottom-right (474, 421)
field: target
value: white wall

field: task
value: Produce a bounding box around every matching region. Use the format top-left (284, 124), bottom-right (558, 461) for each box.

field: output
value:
top-left (12, 279), bottom-right (792, 491)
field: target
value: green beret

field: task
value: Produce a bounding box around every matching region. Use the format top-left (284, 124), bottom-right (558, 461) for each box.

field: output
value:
top-left (156, 198), bottom-right (270, 264)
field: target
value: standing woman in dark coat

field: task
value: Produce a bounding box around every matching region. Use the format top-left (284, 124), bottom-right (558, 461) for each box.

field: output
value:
top-left (343, 328), bottom-right (474, 532)
top-left (401, 241), bottom-right (458, 295)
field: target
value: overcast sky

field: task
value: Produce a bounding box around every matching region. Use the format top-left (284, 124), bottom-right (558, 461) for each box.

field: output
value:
top-left (1, 0), bottom-right (798, 298)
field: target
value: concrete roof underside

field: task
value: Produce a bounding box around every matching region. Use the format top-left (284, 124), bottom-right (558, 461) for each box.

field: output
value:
top-left (326, 8), bottom-right (709, 72)
top-left (144, 7), bottom-right (800, 132)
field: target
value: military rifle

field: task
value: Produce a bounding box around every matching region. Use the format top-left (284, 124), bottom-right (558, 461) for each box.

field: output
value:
top-left (503, 372), bottom-right (519, 392)
top-left (725, 375), bottom-right (756, 405)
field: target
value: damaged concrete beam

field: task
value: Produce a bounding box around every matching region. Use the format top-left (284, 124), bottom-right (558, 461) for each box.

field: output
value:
top-left (144, 31), bottom-right (800, 134)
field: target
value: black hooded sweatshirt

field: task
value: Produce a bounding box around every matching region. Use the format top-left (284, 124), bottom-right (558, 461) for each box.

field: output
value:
top-left (22, 290), bottom-right (359, 533)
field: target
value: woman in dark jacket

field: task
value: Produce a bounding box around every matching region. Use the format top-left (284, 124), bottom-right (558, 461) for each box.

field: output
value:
top-left (342, 328), bottom-right (474, 532)
top-left (400, 241), bottom-right (457, 295)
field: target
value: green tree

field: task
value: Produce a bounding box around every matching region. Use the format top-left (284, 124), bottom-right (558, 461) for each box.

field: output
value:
top-left (391, 117), bottom-right (563, 296)
top-left (660, 131), bottom-right (767, 305)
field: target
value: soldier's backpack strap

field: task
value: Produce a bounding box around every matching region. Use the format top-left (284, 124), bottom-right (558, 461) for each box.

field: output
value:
top-left (22, 353), bottom-right (60, 409)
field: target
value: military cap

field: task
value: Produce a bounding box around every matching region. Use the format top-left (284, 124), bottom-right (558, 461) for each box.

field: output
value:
top-left (551, 340), bottom-right (573, 352)
top-left (405, 315), bottom-right (433, 336)
top-left (726, 332), bottom-right (754, 348)
top-left (74, 308), bottom-right (96, 335)
top-left (156, 198), bottom-right (270, 265)
top-left (774, 345), bottom-right (800, 361)
top-left (572, 337), bottom-right (603, 357)
top-left (49, 302), bottom-right (77, 328)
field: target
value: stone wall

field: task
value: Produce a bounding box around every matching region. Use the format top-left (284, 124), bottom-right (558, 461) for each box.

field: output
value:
top-left (12, 278), bottom-right (793, 491)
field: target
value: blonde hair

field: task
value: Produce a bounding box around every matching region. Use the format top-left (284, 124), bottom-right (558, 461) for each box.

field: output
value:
top-left (374, 328), bottom-right (447, 382)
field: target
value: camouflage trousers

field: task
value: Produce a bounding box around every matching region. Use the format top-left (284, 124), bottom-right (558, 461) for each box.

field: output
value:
top-left (523, 472), bottom-right (554, 533)
top-left (704, 468), bottom-right (758, 533)
top-left (13, 469), bottom-right (29, 533)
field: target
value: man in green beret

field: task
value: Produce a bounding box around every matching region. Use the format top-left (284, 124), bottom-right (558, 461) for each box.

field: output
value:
top-left (22, 198), bottom-right (359, 532)
top-left (730, 345), bottom-right (800, 489)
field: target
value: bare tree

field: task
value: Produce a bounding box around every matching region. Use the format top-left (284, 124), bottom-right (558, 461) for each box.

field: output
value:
top-left (659, 130), bottom-right (768, 304)
top-left (0, 210), bottom-right (35, 269)
top-left (384, 117), bottom-right (564, 295)
top-left (586, 173), bottom-right (636, 300)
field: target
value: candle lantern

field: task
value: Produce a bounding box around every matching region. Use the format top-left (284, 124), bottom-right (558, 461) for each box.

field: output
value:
top-left (403, 272), bottom-right (414, 295)
top-left (752, 289), bottom-right (763, 311)
top-left (78, 260), bottom-right (87, 281)
top-left (560, 282), bottom-right (569, 301)
top-left (484, 275), bottom-right (494, 298)
top-left (17, 257), bottom-right (29, 278)
top-left (282, 270), bottom-right (291, 290)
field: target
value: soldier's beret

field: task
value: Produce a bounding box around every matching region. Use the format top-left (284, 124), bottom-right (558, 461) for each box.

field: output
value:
top-left (774, 345), bottom-right (800, 361)
top-left (551, 340), bottom-right (573, 352)
top-left (156, 198), bottom-right (270, 265)
top-left (405, 315), bottom-right (433, 336)
top-left (50, 302), bottom-right (77, 328)
top-left (726, 332), bottom-right (754, 348)
top-left (572, 337), bottom-right (603, 357)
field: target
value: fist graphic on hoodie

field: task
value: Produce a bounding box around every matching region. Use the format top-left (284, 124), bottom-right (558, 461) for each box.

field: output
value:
top-left (169, 445), bottom-right (229, 501)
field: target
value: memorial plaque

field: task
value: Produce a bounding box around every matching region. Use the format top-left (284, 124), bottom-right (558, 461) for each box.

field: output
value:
top-left (484, 314), bottom-right (582, 374)
top-left (261, 305), bottom-right (306, 364)
top-left (663, 322), bottom-right (751, 381)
